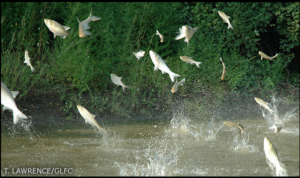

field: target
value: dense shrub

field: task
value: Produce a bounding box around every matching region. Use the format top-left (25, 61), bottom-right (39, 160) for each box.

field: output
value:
top-left (1, 2), bottom-right (299, 106)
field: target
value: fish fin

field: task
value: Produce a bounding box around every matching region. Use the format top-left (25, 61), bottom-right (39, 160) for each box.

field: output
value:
top-left (91, 114), bottom-right (96, 119)
top-left (193, 27), bottom-right (199, 32)
top-left (180, 78), bottom-right (186, 85)
top-left (91, 15), bottom-right (101, 21)
top-left (63, 26), bottom-right (70, 31)
top-left (54, 33), bottom-right (56, 39)
top-left (84, 31), bottom-right (92, 36)
top-left (3, 105), bottom-right (11, 111)
top-left (13, 109), bottom-right (28, 124)
top-left (228, 24), bottom-right (233, 29)
top-left (122, 85), bottom-right (129, 92)
top-left (31, 67), bottom-right (35, 72)
top-left (10, 91), bottom-right (20, 99)
top-left (261, 56), bottom-right (263, 60)
top-left (228, 16), bottom-right (230, 19)
top-left (154, 65), bottom-right (158, 71)
top-left (175, 28), bottom-right (185, 40)
top-left (195, 62), bottom-right (202, 68)
top-left (76, 17), bottom-right (80, 23)
top-left (169, 72), bottom-right (180, 83)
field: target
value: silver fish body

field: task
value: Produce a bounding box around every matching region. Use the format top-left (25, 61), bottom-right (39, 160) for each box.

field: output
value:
top-left (132, 50), bottom-right (145, 60)
top-left (77, 105), bottom-right (107, 134)
top-left (149, 50), bottom-right (180, 82)
top-left (110, 73), bottom-right (129, 92)
top-left (219, 57), bottom-right (226, 81)
top-left (180, 56), bottom-right (201, 68)
top-left (1, 82), bottom-right (28, 124)
top-left (77, 8), bottom-right (101, 38)
top-left (175, 25), bottom-right (199, 44)
top-left (171, 78), bottom-right (185, 93)
top-left (155, 30), bottom-right (164, 43)
top-left (264, 137), bottom-right (285, 176)
top-left (254, 97), bottom-right (274, 114)
top-left (223, 121), bottom-right (244, 134)
top-left (258, 51), bottom-right (278, 60)
top-left (218, 11), bottom-right (233, 29)
top-left (44, 19), bottom-right (70, 39)
top-left (24, 50), bottom-right (34, 72)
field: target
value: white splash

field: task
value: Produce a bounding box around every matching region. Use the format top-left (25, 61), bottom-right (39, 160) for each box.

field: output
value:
top-left (231, 132), bottom-right (258, 152)
top-left (260, 95), bottom-right (299, 134)
top-left (115, 144), bottom-right (179, 176)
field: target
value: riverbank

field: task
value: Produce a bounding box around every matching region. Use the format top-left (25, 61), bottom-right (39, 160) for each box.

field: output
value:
top-left (1, 82), bottom-right (298, 127)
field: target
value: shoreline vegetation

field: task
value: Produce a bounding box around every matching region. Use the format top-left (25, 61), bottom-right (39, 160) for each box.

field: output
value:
top-left (1, 2), bottom-right (299, 125)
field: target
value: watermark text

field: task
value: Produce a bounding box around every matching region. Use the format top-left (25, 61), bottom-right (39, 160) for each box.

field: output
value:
top-left (2, 167), bottom-right (73, 175)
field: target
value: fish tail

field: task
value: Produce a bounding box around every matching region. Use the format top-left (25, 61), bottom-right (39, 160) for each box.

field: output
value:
top-left (195, 62), bottom-right (202, 68)
top-left (122, 85), bottom-right (129, 92)
top-left (228, 24), bottom-right (233, 29)
top-left (169, 72), bottom-right (180, 83)
top-left (91, 15), bottom-right (101, 21)
top-left (193, 27), bottom-right (199, 32)
top-left (13, 109), bottom-right (28, 124)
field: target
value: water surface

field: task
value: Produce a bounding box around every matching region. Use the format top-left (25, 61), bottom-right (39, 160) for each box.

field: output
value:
top-left (1, 105), bottom-right (299, 176)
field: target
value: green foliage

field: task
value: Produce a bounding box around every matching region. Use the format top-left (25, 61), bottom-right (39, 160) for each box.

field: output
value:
top-left (1, 2), bottom-right (299, 117)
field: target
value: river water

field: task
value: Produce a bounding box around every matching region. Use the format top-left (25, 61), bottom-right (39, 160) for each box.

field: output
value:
top-left (1, 100), bottom-right (299, 176)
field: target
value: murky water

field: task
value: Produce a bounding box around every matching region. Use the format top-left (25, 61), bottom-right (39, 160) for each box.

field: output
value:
top-left (1, 100), bottom-right (299, 176)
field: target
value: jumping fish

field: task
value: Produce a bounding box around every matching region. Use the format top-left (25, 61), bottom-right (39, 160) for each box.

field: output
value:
top-left (76, 8), bottom-right (101, 38)
top-left (175, 25), bottom-right (199, 44)
top-left (110, 73), bottom-right (129, 92)
top-left (155, 30), bottom-right (164, 43)
top-left (132, 50), bottom-right (145, 60)
top-left (1, 82), bottom-right (28, 124)
top-left (219, 57), bottom-right (226, 81)
top-left (254, 97), bottom-right (274, 114)
top-left (218, 11), bottom-right (233, 29)
top-left (269, 124), bottom-right (282, 134)
top-left (1, 15), bottom-right (6, 24)
top-left (44, 19), bottom-right (70, 39)
top-left (24, 50), bottom-right (34, 72)
top-left (149, 50), bottom-right (180, 82)
top-left (258, 51), bottom-right (278, 60)
top-left (180, 56), bottom-right (202, 68)
top-left (77, 105), bottom-right (107, 134)
top-left (264, 137), bottom-right (286, 176)
top-left (171, 78), bottom-right (186, 93)
top-left (223, 121), bottom-right (244, 134)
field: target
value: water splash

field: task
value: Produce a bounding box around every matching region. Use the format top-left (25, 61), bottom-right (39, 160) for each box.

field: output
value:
top-left (260, 95), bottom-right (299, 133)
top-left (115, 144), bottom-right (179, 176)
top-left (165, 109), bottom-right (193, 136)
top-left (204, 118), bottom-right (224, 141)
top-left (265, 158), bottom-right (288, 176)
top-left (231, 132), bottom-right (258, 152)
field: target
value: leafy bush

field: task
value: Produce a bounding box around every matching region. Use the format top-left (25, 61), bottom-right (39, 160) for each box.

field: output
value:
top-left (1, 2), bottom-right (299, 116)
